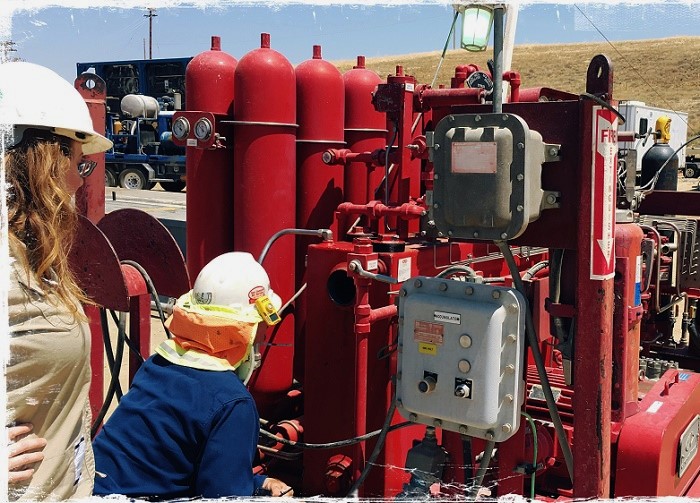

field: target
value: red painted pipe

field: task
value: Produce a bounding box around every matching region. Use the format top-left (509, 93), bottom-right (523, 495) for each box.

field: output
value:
top-left (323, 148), bottom-right (384, 166)
top-left (415, 87), bottom-right (485, 111)
top-left (121, 264), bottom-right (150, 381)
top-left (336, 201), bottom-right (425, 220)
top-left (503, 71), bottom-right (521, 103)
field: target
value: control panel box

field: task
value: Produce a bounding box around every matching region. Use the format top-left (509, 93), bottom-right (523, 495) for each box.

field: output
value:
top-left (427, 113), bottom-right (550, 241)
top-left (396, 276), bottom-right (526, 442)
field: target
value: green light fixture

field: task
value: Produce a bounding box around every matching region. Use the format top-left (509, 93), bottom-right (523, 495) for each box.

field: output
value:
top-left (459, 4), bottom-right (495, 52)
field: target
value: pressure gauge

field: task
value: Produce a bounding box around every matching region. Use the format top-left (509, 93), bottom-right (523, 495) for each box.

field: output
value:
top-left (466, 71), bottom-right (494, 98)
top-left (172, 116), bottom-right (190, 140)
top-left (194, 117), bottom-right (213, 141)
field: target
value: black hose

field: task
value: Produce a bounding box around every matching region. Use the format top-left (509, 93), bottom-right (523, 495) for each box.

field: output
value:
top-left (495, 241), bottom-right (575, 483)
top-left (345, 401), bottom-right (397, 497)
top-left (436, 265), bottom-right (478, 279)
top-left (91, 311), bottom-right (126, 438)
top-left (109, 310), bottom-right (145, 363)
top-left (467, 439), bottom-right (496, 498)
top-left (100, 308), bottom-right (123, 401)
top-left (258, 420), bottom-right (413, 450)
top-left (121, 259), bottom-right (171, 339)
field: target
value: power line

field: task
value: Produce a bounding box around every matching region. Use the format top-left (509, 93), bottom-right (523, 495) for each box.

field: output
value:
top-left (573, 3), bottom-right (694, 135)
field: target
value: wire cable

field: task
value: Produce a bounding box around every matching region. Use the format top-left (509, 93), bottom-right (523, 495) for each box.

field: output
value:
top-left (436, 264), bottom-right (478, 279)
top-left (411, 9), bottom-right (461, 135)
top-left (100, 308), bottom-right (124, 401)
top-left (467, 439), bottom-right (496, 498)
top-left (495, 241), bottom-right (575, 483)
top-left (640, 133), bottom-right (700, 193)
top-left (345, 400), bottom-right (397, 497)
top-left (580, 93), bottom-right (626, 125)
top-left (121, 259), bottom-right (171, 339)
top-left (108, 309), bottom-right (146, 363)
top-left (258, 419), bottom-right (412, 450)
top-left (573, 3), bottom-right (695, 135)
top-left (91, 311), bottom-right (126, 438)
top-left (521, 411), bottom-right (538, 500)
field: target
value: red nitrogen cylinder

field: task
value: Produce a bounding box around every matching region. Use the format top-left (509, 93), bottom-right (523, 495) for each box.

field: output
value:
top-left (234, 33), bottom-right (296, 412)
top-left (185, 36), bottom-right (237, 280)
top-left (343, 56), bottom-right (386, 213)
top-left (612, 221), bottom-right (644, 422)
top-left (294, 44), bottom-right (345, 383)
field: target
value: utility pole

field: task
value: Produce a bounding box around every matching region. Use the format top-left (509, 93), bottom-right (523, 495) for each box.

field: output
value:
top-left (144, 8), bottom-right (157, 59)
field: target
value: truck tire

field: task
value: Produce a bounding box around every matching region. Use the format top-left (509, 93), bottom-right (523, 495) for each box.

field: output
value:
top-left (105, 170), bottom-right (117, 187)
top-left (162, 180), bottom-right (186, 192)
top-left (684, 164), bottom-right (699, 178)
top-left (119, 167), bottom-right (152, 190)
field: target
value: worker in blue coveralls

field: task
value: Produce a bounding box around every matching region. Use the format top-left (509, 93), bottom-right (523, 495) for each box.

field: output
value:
top-left (92, 252), bottom-right (293, 499)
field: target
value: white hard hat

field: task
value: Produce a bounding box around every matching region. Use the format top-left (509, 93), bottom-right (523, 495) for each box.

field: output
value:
top-left (192, 252), bottom-right (282, 317)
top-left (0, 61), bottom-right (113, 155)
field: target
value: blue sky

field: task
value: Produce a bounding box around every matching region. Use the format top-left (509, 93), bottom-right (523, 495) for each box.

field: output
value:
top-left (3, 2), bottom-right (700, 83)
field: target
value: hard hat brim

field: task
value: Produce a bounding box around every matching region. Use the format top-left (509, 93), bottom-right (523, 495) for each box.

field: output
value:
top-left (54, 127), bottom-right (113, 155)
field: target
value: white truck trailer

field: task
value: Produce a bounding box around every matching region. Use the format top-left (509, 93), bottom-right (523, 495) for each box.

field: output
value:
top-left (617, 100), bottom-right (688, 176)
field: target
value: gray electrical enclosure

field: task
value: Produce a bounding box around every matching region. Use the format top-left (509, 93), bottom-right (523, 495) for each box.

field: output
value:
top-left (396, 277), bottom-right (526, 442)
top-left (427, 113), bottom-right (550, 240)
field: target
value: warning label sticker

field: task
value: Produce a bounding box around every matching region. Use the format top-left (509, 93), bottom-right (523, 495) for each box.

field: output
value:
top-left (418, 343), bottom-right (437, 355)
top-left (414, 320), bottom-right (444, 344)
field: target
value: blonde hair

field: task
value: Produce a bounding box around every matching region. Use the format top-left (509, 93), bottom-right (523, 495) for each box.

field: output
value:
top-left (6, 130), bottom-right (89, 319)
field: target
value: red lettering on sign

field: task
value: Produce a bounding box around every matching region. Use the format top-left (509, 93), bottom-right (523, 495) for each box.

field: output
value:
top-left (414, 320), bottom-right (444, 345)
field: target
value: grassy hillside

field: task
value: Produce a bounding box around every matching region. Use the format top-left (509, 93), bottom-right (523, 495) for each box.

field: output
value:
top-left (335, 36), bottom-right (700, 141)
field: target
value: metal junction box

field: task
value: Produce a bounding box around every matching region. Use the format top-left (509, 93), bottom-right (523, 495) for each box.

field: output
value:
top-left (427, 113), bottom-right (548, 240)
top-left (396, 277), bottom-right (526, 442)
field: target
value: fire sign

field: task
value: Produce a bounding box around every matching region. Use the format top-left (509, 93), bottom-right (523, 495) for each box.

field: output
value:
top-left (590, 106), bottom-right (618, 280)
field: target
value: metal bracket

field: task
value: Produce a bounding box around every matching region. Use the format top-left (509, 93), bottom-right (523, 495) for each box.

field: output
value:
top-left (543, 143), bottom-right (561, 163)
top-left (541, 191), bottom-right (562, 210)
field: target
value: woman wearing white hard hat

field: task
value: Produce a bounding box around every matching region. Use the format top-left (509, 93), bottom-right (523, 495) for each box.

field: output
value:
top-left (92, 252), bottom-right (293, 499)
top-left (2, 61), bottom-right (112, 500)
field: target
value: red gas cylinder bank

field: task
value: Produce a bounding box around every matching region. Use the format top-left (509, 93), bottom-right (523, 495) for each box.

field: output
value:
top-left (233, 33), bottom-right (297, 412)
top-left (295, 44), bottom-right (344, 246)
top-left (342, 56), bottom-right (387, 227)
top-left (294, 44), bottom-right (345, 383)
top-left (183, 35), bottom-right (237, 280)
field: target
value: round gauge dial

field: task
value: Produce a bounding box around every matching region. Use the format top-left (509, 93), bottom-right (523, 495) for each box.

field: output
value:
top-left (466, 71), bottom-right (494, 97)
top-left (194, 118), bottom-right (213, 141)
top-left (172, 116), bottom-right (190, 140)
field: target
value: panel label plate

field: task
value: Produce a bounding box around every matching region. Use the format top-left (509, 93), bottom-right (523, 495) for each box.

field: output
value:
top-left (434, 311), bottom-right (461, 324)
top-left (414, 320), bottom-right (444, 344)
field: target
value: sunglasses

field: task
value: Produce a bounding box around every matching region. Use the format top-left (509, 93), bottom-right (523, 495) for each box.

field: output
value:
top-left (56, 136), bottom-right (97, 179)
